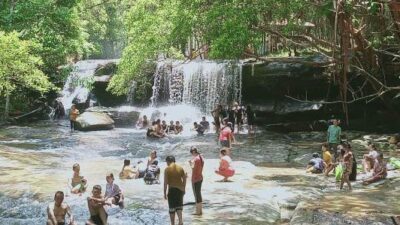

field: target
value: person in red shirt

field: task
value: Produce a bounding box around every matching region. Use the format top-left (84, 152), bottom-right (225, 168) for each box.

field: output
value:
top-left (188, 147), bottom-right (204, 215)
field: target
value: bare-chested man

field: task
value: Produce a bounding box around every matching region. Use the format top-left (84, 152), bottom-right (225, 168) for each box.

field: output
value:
top-left (47, 191), bottom-right (76, 225)
top-left (86, 185), bottom-right (109, 225)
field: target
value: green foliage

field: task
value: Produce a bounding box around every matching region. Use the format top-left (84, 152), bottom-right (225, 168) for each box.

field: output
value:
top-left (0, 31), bottom-right (55, 96)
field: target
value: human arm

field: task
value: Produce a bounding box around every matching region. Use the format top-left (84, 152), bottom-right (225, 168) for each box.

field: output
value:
top-left (164, 170), bottom-right (168, 200)
top-left (65, 204), bottom-right (75, 224)
top-left (181, 170), bottom-right (187, 195)
top-left (47, 204), bottom-right (57, 225)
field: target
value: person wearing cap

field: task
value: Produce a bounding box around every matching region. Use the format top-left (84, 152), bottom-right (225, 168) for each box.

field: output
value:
top-left (327, 119), bottom-right (342, 160)
top-left (164, 156), bottom-right (187, 225)
top-left (306, 153), bottom-right (324, 173)
top-left (188, 147), bottom-right (204, 215)
top-left (340, 143), bottom-right (354, 190)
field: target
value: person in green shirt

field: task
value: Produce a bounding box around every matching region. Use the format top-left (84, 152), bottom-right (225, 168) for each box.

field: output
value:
top-left (327, 119), bottom-right (341, 161)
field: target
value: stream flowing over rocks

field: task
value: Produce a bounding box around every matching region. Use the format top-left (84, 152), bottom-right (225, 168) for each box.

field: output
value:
top-left (1, 110), bottom-right (400, 224)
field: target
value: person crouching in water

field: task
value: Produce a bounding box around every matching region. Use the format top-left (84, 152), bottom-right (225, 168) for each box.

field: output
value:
top-left (47, 191), bottom-right (76, 225)
top-left (105, 173), bottom-right (124, 208)
top-left (306, 153), bottom-right (324, 174)
top-left (189, 147), bottom-right (204, 215)
top-left (119, 159), bottom-right (139, 179)
top-left (69, 163), bottom-right (87, 194)
top-left (340, 143), bottom-right (354, 190)
top-left (321, 143), bottom-right (334, 176)
top-left (363, 152), bottom-right (387, 185)
top-left (86, 185), bottom-right (109, 225)
top-left (193, 122), bottom-right (205, 135)
top-left (215, 148), bottom-right (235, 182)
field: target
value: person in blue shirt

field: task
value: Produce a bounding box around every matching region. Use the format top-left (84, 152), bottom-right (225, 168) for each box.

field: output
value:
top-left (327, 119), bottom-right (342, 161)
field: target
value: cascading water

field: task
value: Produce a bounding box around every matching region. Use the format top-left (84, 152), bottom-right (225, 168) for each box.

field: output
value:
top-left (150, 60), bottom-right (243, 112)
top-left (60, 59), bottom-right (118, 112)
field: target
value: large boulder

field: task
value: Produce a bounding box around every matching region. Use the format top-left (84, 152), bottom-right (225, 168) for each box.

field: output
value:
top-left (86, 106), bottom-right (140, 127)
top-left (75, 112), bottom-right (114, 131)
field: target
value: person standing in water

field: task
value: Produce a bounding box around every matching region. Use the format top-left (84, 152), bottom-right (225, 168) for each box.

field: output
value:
top-left (47, 191), bottom-right (76, 225)
top-left (164, 156), bottom-right (187, 225)
top-left (211, 104), bottom-right (222, 134)
top-left (69, 104), bottom-right (79, 131)
top-left (199, 116), bottom-right (210, 132)
top-left (246, 105), bottom-right (255, 135)
top-left (340, 144), bottom-right (354, 191)
top-left (188, 147), bottom-right (204, 215)
top-left (327, 119), bottom-right (341, 161)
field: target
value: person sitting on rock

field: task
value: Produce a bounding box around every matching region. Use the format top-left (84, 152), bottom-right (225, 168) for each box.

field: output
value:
top-left (363, 152), bottom-right (387, 185)
top-left (306, 153), bottom-right (324, 174)
top-left (175, 121), bottom-right (183, 134)
top-left (362, 143), bottom-right (379, 173)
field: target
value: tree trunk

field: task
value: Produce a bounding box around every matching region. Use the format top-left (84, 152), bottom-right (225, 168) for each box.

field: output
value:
top-left (388, 0), bottom-right (400, 40)
top-left (3, 95), bottom-right (10, 121)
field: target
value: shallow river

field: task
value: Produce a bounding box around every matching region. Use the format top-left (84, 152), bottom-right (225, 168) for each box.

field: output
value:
top-left (0, 117), bottom-right (399, 225)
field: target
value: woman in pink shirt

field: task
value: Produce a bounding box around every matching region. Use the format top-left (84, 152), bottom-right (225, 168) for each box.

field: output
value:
top-left (215, 148), bottom-right (235, 182)
top-left (189, 147), bottom-right (204, 215)
top-left (219, 119), bottom-right (234, 148)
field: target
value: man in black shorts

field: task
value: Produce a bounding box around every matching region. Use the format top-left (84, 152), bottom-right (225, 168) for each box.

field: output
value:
top-left (164, 156), bottom-right (187, 225)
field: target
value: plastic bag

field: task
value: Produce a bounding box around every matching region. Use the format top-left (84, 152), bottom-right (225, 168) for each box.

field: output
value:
top-left (335, 164), bottom-right (344, 181)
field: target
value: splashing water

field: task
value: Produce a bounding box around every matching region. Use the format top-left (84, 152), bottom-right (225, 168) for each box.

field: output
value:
top-left (60, 59), bottom-right (118, 112)
top-left (151, 60), bottom-right (243, 112)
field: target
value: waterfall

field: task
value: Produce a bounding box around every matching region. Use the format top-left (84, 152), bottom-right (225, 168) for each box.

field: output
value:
top-left (60, 59), bottom-right (118, 112)
top-left (150, 60), bottom-right (243, 112)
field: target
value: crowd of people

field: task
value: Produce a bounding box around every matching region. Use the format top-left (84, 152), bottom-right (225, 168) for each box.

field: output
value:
top-left (48, 143), bottom-right (236, 225)
top-left (306, 119), bottom-right (389, 191)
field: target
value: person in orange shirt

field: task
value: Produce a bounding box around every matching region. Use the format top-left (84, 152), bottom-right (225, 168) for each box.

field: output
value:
top-left (69, 104), bottom-right (79, 131)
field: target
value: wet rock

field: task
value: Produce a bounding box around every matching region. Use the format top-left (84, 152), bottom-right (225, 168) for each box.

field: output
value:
top-left (86, 106), bottom-right (140, 127)
top-left (279, 199), bottom-right (299, 222)
top-left (290, 201), bottom-right (395, 225)
top-left (266, 120), bottom-right (327, 132)
top-left (75, 112), bottom-right (114, 131)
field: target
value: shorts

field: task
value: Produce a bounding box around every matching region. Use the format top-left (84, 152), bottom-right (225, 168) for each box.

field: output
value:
top-left (192, 180), bottom-right (203, 203)
top-left (90, 214), bottom-right (107, 225)
top-left (168, 187), bottom-right (184, 213)
top-left (220, 140), bottom-right (229, 147)
top-left (57, 222), bottom-right (65, 225)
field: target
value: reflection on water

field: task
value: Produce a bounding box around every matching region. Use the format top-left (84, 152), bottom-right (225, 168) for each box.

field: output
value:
top-left (0, 119), bottom-right (399, 224)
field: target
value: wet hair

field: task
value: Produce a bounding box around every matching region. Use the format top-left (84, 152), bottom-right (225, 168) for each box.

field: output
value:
top-left (312, 153), bottom-right (320, 158)
top-left (150, 150), bottom-right (157, 157)
top-left (72, 163), bottom-right (80, 170)
top-left (321, 143), bottom-right (329, 149)
top-left (124, 159), bottom-right (130, 166)
top-left (368, 143), bottom-right (377, 150)
top-left (162, 120), bottom-right (166, 123)
top-left (190, 146), bottom-right (199, 154)
top-left (220, 148), bottom-right (228, 155)
top-left (152, 121), bottom-right (157, 126)
top-left (175, 121), bottom-right (180, 124)
top-left (194, 122), bottom-right (198, 126)
top-left (93, 185), bottom-right (102, 191)
top-left (156, 119), bottom-right (161, 124)
top-left (166, 155), bottom-right (175, 163)
top-left (202, 116), bottom-right (206, 120)
top-left (54, 191), bottom-right (64, 199)
top-left (106, 173), bottom-right (114, 180)
top-left (143, 115), bottom-right (147, 119)
top-left (170, 120), bottom-right (174, 124)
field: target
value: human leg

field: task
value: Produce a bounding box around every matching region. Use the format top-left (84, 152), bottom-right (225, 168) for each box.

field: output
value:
top-left (193, 180), bottom-right (203, 215)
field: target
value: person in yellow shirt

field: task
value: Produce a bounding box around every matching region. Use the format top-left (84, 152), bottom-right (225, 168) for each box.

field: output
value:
top-left (69, 104), bottom-right (79, 131)
top-left (321, 143), bottom-right (335, 176)
top-left (164, 156), bottom-right (187, 225)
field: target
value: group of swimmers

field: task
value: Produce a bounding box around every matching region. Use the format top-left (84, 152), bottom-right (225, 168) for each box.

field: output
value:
top-left (47, 145), bottom-right (236, 225)
top-left (211, 102), bottom-right (255, 135)
top-left (140, 118), bottom-right (184, 138)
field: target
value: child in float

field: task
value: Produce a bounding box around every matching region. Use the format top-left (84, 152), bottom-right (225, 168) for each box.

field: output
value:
top-left (215, 148), bottom-right (235, 182)
top-left (69, 163), bottom-right (87, 194)
top-left (105, 173), bottom-right (124, 208)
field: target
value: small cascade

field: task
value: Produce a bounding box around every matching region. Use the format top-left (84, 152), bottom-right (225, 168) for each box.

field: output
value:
top-left (60, 59), bottom-right (118, 112)
top-left (126, 81), bottom-right (136, 105)
top-left (151, 60), bottom-right (243, 112)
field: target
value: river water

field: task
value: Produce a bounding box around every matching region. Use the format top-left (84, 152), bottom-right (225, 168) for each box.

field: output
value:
top-left (0, 112), bottom-right (399, 224)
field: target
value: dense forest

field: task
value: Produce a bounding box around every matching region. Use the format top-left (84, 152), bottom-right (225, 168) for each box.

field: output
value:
top-left (1, 0), bottom-right (399, 123)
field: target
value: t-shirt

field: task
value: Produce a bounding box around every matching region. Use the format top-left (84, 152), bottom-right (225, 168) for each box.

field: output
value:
top-left (192, 155), bottom-right (204, 183)
top-left (164, 163), bottom-right (186, 191)
top-left (310, 158), bottom-right (324, 171)
top-left (322, 151), bottom-right (332, 164)
top-left (200, 121), bottom-right (210, 130)
top-left (105, 183), bottom-right (121, 198)
top-left (219, 126), bottom-right (232, 141)
top-left (327, 125), bottom-right (341, 144)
